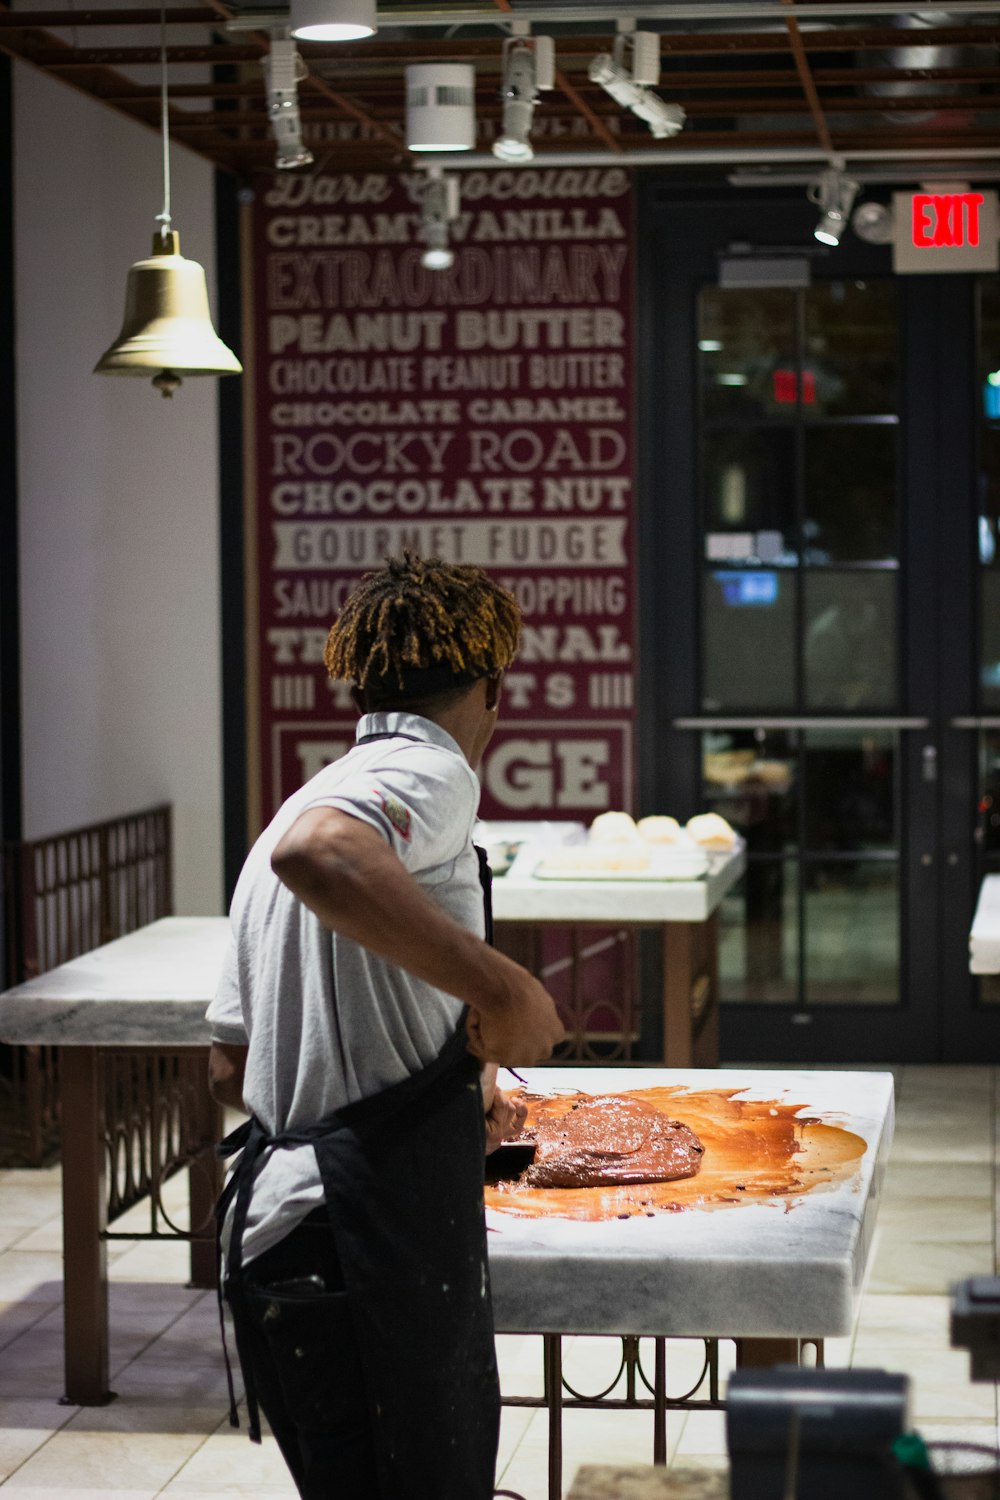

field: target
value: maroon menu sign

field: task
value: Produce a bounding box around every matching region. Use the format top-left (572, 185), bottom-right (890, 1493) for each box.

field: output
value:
top-left (249, 167), bottom-right (635, 827)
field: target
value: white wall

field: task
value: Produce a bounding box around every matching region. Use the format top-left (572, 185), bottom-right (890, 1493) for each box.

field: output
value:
top-left (14, 64), bottom-right (225, 915)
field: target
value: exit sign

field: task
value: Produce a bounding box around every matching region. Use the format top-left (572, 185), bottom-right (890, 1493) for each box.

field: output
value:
top-left (893, 188), bottom-right (999, 273)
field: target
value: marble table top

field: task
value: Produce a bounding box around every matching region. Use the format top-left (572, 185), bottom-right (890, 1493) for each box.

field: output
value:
top-left (490, 846), bottom-right (746, 924)
top-left (970, 875), bottom-right (1000, 973)
top-left (568, 1467), bottom-right (728, 1499)
top-left (0, 917), bottom-right (230, 1046)
top-left (486, 1067), bottom-right (893, 1340)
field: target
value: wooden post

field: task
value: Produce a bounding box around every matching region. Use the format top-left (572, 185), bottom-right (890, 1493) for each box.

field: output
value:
top-left (188, 1051), bottom-right (223, 1288)
top-left (60, 1047), bottom-right (112, 1405)
top-left (662, 922), bottom-right (694, 1066)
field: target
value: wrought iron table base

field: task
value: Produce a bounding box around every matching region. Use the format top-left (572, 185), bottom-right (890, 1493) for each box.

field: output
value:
top-left (497, 1332), bottom-right (823, 1500)
top-left (59, 1044), bottom-right (222, 1406)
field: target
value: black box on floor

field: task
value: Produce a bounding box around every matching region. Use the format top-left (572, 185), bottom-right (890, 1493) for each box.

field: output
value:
top-left (727, 1366), bottom-right (910, 1500)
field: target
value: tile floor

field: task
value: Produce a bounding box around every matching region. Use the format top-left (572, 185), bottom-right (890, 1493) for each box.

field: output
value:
top-left (0, 1065), bottom-right (996, 1498)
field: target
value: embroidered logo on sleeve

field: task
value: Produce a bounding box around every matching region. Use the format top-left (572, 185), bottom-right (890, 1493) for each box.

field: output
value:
top-left (373, 788), bottom-right (412, 841)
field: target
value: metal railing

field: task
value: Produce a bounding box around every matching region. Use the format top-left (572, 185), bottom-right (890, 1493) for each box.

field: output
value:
top-left (2, 805), bottom-right (173, 1165)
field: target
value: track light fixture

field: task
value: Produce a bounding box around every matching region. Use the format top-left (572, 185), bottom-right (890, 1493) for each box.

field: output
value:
top-left (406, 63), bottom-right (476, 152)
top-left (288, 0), bottom-right (375, 42)
top-left (808, 161), bottom-right (860, 247)
top-left (267, 35), bottom-right (313, 170)
top-left (588, 33), bottom-right (685, 140)
top-left (852, 199), bottom-right (894, 245)
top-left (492, 35), bottom-right (554, 165)
top-left (418, 168), bottom-right (460, 271)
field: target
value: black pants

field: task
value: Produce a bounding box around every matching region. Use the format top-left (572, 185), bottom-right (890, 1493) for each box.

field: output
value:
top-left (227, 1209), bottom-right (378, 1500)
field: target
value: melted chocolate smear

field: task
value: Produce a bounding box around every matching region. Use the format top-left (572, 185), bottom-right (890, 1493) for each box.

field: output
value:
top-left (487, 1087), bottom-right (866, 1223)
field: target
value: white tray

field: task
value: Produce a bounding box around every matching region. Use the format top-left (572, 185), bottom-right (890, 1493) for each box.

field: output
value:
top-left (532, 849), bottom-right (710, 882)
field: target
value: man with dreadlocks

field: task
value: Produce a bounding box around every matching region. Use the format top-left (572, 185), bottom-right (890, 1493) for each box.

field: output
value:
top-left (206, 555), bottom-right (565, 1500)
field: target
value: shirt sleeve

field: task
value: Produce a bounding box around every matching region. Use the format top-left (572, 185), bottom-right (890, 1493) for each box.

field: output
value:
top-left (205, 932), bottom-right (249, 1045)
top-left (305, 745), bottom-right (478, 876)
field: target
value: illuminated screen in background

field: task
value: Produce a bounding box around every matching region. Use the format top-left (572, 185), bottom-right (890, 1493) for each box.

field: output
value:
top-left (714, 570), bottom-right (779, 607)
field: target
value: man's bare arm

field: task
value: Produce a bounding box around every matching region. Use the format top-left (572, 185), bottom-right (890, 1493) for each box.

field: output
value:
top-left (271, 807), bottom-right (564, 1067)
top-left (209, 1042), bottom-right (248, 1110)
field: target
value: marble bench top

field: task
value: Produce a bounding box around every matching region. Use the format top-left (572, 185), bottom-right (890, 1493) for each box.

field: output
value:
top-left (970, 875), bottom-right (1000, 974)
top-left (490, 846), bottom-right (746, 924)
top-left (0, 917), bottom-right (231, 1046)
top-left (486, 1066), bottom-right (893, 1340)
top-left (568, 1466), bottom-right (728, 1499)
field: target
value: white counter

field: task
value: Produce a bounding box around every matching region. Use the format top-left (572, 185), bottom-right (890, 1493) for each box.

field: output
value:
top-left (487, 1066), bottom-right (893, 1341)
top-left (0, 917), bottom-right (230, 1046)
top-left (970, 874), bottom-right (1000, 974)
top-left (491, 845), bottom-right (746, 925)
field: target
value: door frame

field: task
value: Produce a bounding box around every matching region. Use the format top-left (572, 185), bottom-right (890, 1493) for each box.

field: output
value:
top-left (636, 179), bottom-right (992, 1063)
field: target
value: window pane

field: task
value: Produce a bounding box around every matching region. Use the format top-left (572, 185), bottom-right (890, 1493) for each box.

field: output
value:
top-left (699, 288), bottom-right (797, 421)
top-left (978, 731), bottom-right (1000, 855)
top-left (803, 729), bottom-right (896, 852)
top-left (702, 729), bottom-right (797, 854)
top-left (702, 429), bottom-right (797, 565)
top-left (719, 864), bottom-right (798, 1005)
top-left (803, 426), bottom-right (898, 564)
top-left (703, 570), bottom-right (796, 710)
top-left (804, 861), bottom-right (899, 1005)
top-left (804, 570), bottom-right (897, 711)
top-left (981, 574), bottom-right (1000, 707)
top-left (804, 280), bottom-right (897, 417)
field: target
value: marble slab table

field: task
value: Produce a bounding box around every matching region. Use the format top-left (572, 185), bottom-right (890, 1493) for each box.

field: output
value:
top-left (490, 846), bottom-right (746, 1066)
top-left (970, 875), bottom-right (1000, 973)
top-left (0, 916), bottom-right (231, 1405)
top-left (487, 1066), bottom-right (893, 1500)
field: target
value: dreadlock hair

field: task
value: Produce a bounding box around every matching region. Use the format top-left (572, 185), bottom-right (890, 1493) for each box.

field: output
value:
top-left (325, 554), bottom-right (521, 712)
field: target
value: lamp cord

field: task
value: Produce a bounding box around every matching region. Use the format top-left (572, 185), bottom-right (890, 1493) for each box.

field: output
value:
top-left (156, 0), bottom-right (172, 243)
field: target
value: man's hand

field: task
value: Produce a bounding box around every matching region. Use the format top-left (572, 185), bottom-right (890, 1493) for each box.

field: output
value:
top-left (484, 1088), bottom-right (528, 1155)
top-left (466, 971), bottom-right (565, 1068)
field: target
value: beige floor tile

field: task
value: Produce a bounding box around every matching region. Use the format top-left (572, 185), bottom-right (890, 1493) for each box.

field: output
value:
top-left (65, 1401), bottom-right (224, 1437)
top-left (0, 1490), bottom-right (158, 1499)
top-left (868, 1238), bottom-right (994, 1294)
top-left (854, 1293), bottom-right (952, 1339)
top-left (497, 1404), bottom-right (538, 1470)
top-left (0, 1399), bottom-right (76, 1482)
top-left (501, 1407), bottom-right (682, 1500)
top-left (821, 1335), bottom-right (853, 1368)
top-left (8, 1220), bottom-right (67, 1254)
top-left (0, 1427), bottom-right (206, 1492)
top-left (0, 1251), bottom-right (63, 1304)
top-left (673, 1409), bottom-right (728, 1458)
top-left (877, 1197), bottom-right (994, 1244)
top-left (887, 1136), bottom-right (995, 1166)
top-left (883, 1162), bottom-right (994, 1200)
top-left (109, 1358), bottom-right (236, 1408)
top-left (0, 1328), bottom-right (69, 1400)
top-left (0, 1185), bottom-right (63, 1228)
top-left (899, 1074), bottom-right (995, 1098)
top-left (0, 1299), bottom-right (53, 1352)
top-left (107, 1241), bottom-right (195, 1283)
top-left (159, 1426), bottom-right (297, 1493)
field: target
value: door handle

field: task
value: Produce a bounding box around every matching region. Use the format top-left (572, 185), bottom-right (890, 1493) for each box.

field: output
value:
top-left (922, 745), bottom-right (938, 783)
top-left (950, 718), bottom-right (1000, 730)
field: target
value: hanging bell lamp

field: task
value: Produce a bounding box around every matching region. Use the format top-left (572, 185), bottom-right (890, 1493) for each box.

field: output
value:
top-left (94, 0), bottom-right (241, 396)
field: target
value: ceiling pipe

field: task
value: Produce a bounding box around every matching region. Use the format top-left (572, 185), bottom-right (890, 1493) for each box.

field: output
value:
top-left (227, 1), bottom-right (1000, 27)
top-left (428, 145), bottom-right (1000, 169)
top-left (370, 1), bottom-right (1000, 23)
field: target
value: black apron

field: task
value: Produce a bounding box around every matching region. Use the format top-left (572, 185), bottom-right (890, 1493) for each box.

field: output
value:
top-left (217, 730), bottom-right (500, 1500)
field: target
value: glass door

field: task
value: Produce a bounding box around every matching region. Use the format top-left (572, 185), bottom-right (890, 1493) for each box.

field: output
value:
top-left (638, 183), bottom-right (999, 1060)
top-left (689, 279), bottom-right (918, 1046)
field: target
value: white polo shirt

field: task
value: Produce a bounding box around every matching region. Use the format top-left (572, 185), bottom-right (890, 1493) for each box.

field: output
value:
top-left (207, 711), bottom-right (484, 1264)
